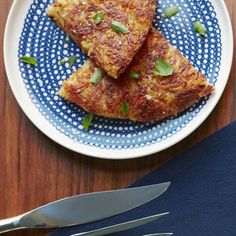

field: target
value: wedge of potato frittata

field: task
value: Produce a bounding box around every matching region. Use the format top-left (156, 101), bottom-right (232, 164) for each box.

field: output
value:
top-left (47, 0), bottom-right (156, 78)
top-left (58, 28), bottom-right (214, 122)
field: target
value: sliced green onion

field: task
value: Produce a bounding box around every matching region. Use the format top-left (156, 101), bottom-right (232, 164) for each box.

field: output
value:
top-left (93, 12), bottom-right (104, 24)
top-left (111, 21), bottom-right (129, 34)
top-left (122, 101), bottom-right (129, 116)
top-left (20, 56), bottom-right (37, 66)
top-left (60, 56), bottom-right (77, 67)
top-left (164, 6), bottom-right (180, 19)
top-left (129, 72), bottom-right (139, 80)
top-left (60, 59), bottom-right (66, 65)
top-left (90, 68), bottom-right (103, 85)
top-left (154, 59), bottom-right (174, 77)
top-left (82, 113), bottom-right (94, 131)
top-left (193, 21), bottom-right (207, 36)
top-left (64, 39), bottom-right (70, 45)
top-left (64, 34), bottom-right (70, 44)
top-left (67, 55), bottom-right (77, 67)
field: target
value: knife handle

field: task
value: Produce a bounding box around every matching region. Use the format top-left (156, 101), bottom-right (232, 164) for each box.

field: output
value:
top-left (0, 216), bottom-right (24, 234)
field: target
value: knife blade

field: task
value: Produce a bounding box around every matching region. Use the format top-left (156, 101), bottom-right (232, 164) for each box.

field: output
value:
top-left (71, 212), bottom-right (169, 236)
top-left (0, 182), bottom-right (170, 234)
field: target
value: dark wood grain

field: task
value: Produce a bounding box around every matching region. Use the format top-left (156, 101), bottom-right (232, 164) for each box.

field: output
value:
top-left (0, 0), bottom-right (235, 235)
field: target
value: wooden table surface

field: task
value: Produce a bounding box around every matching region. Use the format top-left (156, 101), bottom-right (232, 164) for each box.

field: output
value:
top-left (0, 0), bottom-right (235, 235)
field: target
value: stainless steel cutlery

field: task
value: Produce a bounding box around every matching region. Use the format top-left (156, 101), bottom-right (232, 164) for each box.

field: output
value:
top-left (0, 182), bottom-right (170, 234)
top-left (70, 213), bottom-right (170, 236)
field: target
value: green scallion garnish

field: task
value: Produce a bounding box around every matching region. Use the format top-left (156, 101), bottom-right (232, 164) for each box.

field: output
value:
top-left (122, 101), bottom-right (129, 116)
top-left (154, 58), bottom-right (174, 77)
top-left (129, 72), bottom-right (139, 80)
top-left (60, 59), bottom-right (66, 65)
top-left (111, 21), bottom-right (129, 34)
top-left (93, 12), bottom-right (104, 24)
top-left (193, 21), bottom-right (207, 36)
top-left (82, 113), bottom-right (94, 131)
top-left (164, 6), bottom-right (180, 19)
top-left (90, 68), bottom-right (103, 85)
top-left (20, 56), bottom-right (37, 66)
top-left (64, 39), bottom-right (70, 45)
top-left (67, 56), bottom-right (77, 67)
top-left (60, 55), bottom-right (77, 67)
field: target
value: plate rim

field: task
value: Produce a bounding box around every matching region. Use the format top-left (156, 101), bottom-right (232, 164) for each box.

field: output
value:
top-left (3, 0), bottom-right (234, 159)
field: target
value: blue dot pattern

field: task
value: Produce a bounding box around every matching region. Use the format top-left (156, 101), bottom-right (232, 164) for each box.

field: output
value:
top-left (18, 0), bottom-right (222, 150)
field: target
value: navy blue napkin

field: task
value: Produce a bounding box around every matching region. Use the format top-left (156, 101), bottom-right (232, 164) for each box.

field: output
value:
top-left (52, 122), bottom-right (236, 236)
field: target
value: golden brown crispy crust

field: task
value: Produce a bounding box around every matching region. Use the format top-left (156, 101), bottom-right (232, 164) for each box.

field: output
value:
top-left (59, 28), bottom-right (214, 122)
top-left (47, 0), bottom-right (156, 78)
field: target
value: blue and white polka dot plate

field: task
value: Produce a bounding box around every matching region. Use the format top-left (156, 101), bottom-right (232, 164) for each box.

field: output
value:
top-left (4, 0), bottom-right (233, 159)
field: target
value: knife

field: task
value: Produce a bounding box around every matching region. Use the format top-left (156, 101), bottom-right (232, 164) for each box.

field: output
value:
top-left (70, 212), bottom-right (170, 236)
top-left (0, 182), bottom-right (170, 234)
